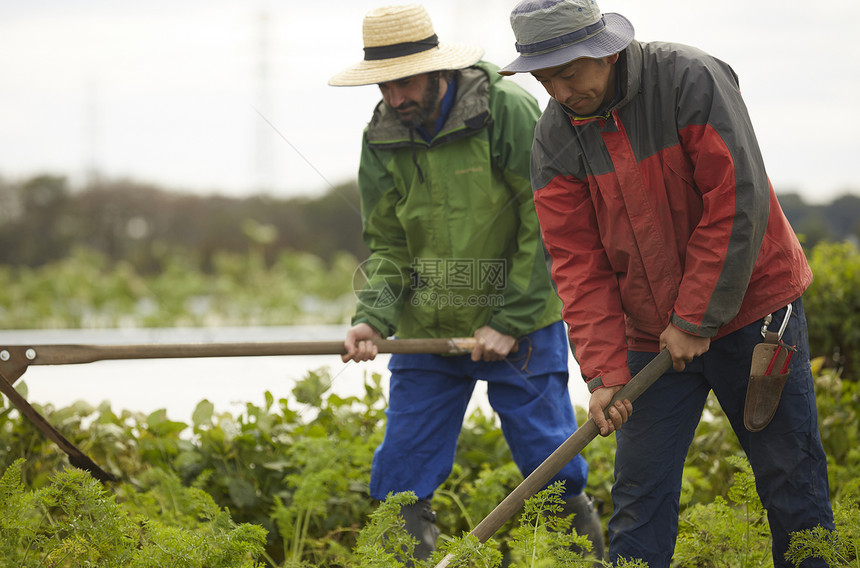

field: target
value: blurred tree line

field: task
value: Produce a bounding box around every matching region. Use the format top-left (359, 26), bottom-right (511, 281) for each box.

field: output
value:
top-left (779, 192), bottom-right (860, 246)
top-left (0, 175), bottom-right (369, 273)
top-left (1, 174), bottom-right (859, 273)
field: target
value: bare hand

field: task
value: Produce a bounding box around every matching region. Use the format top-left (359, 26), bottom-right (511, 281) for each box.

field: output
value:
top-left (342, 323), bottom-right (382, 363)
top-left (471, 326), bottom-right (517, 362)
top-left (588, 385), bottom-right (633, 437)
top-left (659, 324), bottom-right (710, 371)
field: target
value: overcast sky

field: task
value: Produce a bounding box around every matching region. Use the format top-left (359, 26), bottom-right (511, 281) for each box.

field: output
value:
top-left (2, 0), bottom-right (858, 204)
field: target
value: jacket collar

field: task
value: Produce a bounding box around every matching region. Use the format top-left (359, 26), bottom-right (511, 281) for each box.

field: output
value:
top-left (366, 65), bottom-right (492, 148)
top-left (618, 39), bottom-right (642, 109)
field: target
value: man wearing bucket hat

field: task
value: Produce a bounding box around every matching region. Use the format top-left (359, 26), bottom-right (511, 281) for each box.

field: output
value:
top-left (500, 0), bottom-right (835, 566)
top-left (331, 3), bottom-right (605, 562)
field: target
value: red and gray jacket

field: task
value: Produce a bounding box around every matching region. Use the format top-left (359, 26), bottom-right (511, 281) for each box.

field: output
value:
top-left (530, 39), bottom-right (812, 389)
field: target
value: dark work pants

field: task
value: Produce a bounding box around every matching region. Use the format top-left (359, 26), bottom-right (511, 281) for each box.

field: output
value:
top-left (610, 298), bottom-right (834, 567)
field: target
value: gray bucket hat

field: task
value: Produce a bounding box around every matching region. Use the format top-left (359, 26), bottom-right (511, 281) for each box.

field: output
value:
top-left (499, 0), bottom-right (634, 75)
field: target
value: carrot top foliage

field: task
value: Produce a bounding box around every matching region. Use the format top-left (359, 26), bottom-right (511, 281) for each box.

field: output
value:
top-left (1, 361), bottom-right (857, 567)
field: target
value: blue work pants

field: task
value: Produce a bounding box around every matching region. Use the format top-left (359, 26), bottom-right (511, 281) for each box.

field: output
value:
top-left (369, 321), bottom-right (589, 501)
top-left (610, 299), bottom-right (834, 567)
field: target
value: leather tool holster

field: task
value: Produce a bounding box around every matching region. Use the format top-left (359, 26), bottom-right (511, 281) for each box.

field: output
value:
top-left (743, 329), bottom-right (793, 432)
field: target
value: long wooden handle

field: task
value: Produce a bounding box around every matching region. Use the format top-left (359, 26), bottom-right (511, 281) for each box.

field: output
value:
top-left (0, 337), bottom-right (477, 376)
top-left (434, 349), bottom-right (673, 568)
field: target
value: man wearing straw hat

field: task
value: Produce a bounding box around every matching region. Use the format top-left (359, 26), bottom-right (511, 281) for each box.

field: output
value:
top-left (499, 0), bottom-right (835, 566)
top-left (331, 3), bottom-right (605, 562)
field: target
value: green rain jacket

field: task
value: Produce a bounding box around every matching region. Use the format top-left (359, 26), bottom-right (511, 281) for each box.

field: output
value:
top-left (352, 61), bottom-right (562, 340)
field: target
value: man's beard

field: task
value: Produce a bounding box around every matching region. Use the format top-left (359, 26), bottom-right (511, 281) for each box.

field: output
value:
top-left (394, 73), bottom-right (441, 129)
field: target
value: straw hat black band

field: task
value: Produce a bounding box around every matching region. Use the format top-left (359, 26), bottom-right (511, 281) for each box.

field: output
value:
top-left (329, 5), bottom-right (482, 87)
top-left (364, 34), bottom-right (439, 61)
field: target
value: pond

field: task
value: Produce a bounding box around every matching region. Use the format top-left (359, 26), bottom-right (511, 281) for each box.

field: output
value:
top-left (0, 325), bottom-right (590, 424)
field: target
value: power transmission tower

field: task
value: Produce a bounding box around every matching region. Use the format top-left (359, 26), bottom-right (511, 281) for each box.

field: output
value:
top-left (254, 11), bottom-right (275, 194)
top-left (84, 77), bottom-right (101, 188)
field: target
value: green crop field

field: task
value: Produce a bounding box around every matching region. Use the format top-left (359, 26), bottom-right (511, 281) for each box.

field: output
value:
top-left (1, 240), bottom-right (859, 567)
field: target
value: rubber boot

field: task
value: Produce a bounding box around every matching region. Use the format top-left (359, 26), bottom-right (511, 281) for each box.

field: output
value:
top-left (399, 498), bottom-right (441, 564)
top-left (559, 493), bottom-right (605, 562)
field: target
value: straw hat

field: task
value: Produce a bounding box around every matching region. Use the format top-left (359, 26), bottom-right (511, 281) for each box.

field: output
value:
top-left (329, 4), bottom-right (484, 86)
top-left (499, 0), bottom-right (634, 75)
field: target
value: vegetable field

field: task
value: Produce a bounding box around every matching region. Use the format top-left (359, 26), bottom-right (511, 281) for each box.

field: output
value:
top-left (1, 363), bottom-right (858, 567)
top-left (1, 240), bottom-right (859, 567)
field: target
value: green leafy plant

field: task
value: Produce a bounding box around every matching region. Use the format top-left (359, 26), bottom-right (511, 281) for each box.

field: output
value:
top-left (506, 481), bottom-right (592, 567)
top-left (804, 240), bottom-right (860, 378)
top-left (352, 491), bottom-right (423, 567)
top-left (435, 533), bottom-right (503, 568)
top-left (673, 455), bottom-right (772, 568)
top-left (0, 246), bottom-right (357, 329)
top-left (0, 458), bottom-right (267, 568)
top-left (810, 361), bottom-right (860, 499)
top-left (429, 482), bottom-right (600, 568)
top-left (785, 479), bottom-right (860, 567)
